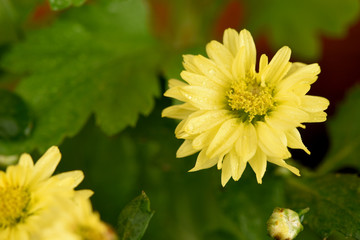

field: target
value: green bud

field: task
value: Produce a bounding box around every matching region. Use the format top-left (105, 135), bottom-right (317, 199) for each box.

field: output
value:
top-left (267, 207), bottom-right (308, 240)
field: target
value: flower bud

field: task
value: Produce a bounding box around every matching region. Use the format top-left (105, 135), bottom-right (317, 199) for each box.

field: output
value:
top-left (267, 207), bottom-right (308, 240)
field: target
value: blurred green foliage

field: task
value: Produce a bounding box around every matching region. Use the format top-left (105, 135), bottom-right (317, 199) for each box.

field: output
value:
top-left (245, 0), bottom-right (360, 59)
top-left (49, 0), bottom-right (86, 10)
top-left (0, 0), bottom-right (160, 154)
top-left (286, 174), bottom-right (360, 239)
top-left (1, 0), bottom-right (360, 239)
top-left (318, 85), bottom-right (360, 173)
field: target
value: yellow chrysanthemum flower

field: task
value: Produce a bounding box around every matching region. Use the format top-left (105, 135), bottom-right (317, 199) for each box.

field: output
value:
top-left (42, 191), bottom-right (117, 240)
top-left (162, 28), bottom-right (329, 186)
top-left (0, 146), bottom-right (84, 240)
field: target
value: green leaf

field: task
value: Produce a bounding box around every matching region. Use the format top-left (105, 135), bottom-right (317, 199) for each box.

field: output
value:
top-left (0, 0), bottom-right (18, 44)
top-left (57, 117), bottom-right (140, 224)
top-left (118, 191), bottom-right (154, 240)
top-left (49, 0), bottom-right (86, 11)
top-left (0, 89), bottom-right (32, 139)
top-left (0, 0), bottom-right (160, 154)
top-left (285, 174), bottom-right (360, 239)
top-left (317, 85), bottom-right (360, 173)
top-left (245, 0), bottom-right (360, 59)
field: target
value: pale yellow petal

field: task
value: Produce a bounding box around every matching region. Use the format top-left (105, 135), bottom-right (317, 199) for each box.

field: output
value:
top-left (181, 70), bottom-right (225, 91)
top-left (248, 148), bottom-right (267, 184)
top-left (182, 110), bottom-right (232, 135)
top-left (234, 122), bottom-right (257, 162)
top-left (168, 79), bottom-right (187, 88)
top-left (283, 62), bottom-right (306, 78)
top-left (192, 55), bottom-right (232, 87)
top-left (192, 124), bottom-right (222, 150)
top-left (18, 153), bottom-right (34, 168)
top-left (256, 122), bottom-right (291, 159)
top-left (271, 105), bottom-right (309, 126)
top-left (33, 146), bottom-right (61, 182)
top-left (277, 63), bottom-right (320, 93)
top-left (180, 86), bottom-right (226, 110)
top-left (206, 40), bottom-right (233, 77)
top-left (174, 119), bottom-right (187, 138)
top-left (177, 140), bottom-right (199, 158)
top-left (164, 87), bottom-right (187, 102)
top-left (258, 54), bottom-right (268, 75)
top-left (261, 46), bottom-right (292, 85)
top-left (162, 103), bottom-right (197, 119)
top-left (75, 189), bottom-right (94, 199)
top-left (306, 111), bottom-right (327, 123)
top-left (301, 95), bottom-right (329, 112)
top-left (223, 28), bottom-right (240, 57)
top-left (285, 128), bottom-right (310, 154)
top-left (228, 149), bottom-right (246, 181)
top-left (232, 47), bottom-right (246, 80)
top-left (267, 158), bottom-right (300, 176)
top-left (206, 118), bottom-right (241, 159)
top-left (189, 149), bottom-right (218, 172)
top-left (293, 83), bottom-right (311, 96)
top-left (239, 29), bottom-right (256, 73)
top-left (182, 54), bottom-right (201, 74)
top-left (221, 154), bottom-right (232, 186)
top-left (55, 170), bottom-right (84, 188)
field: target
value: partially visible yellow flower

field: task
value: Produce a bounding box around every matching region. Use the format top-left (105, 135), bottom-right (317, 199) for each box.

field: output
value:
top-left (162, 28), bottom-right (329, 186)
top-left (0, 146), bottom-right (84, 240)
top-left (42, 191), bottom-right (118, 240)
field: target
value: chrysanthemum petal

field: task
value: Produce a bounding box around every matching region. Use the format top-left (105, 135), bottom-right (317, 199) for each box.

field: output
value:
top-left (192, 55), bottom-right (232, 87)
top-left (206, 118), bottom-right (241, 159)
top-left (181, 71), bottom-right (225, 91)
top-left (306, 111), bottom-right (327, 123)
top-left (285, 128), bottom-right (310, 154)
top-left (228, 149), bottom-right (246, 181)
top-left (75, 189), bottom-right (94, 199)
top-left (271, 105), bottom-right (309, 126)
top-left (301, 95), bottom-right (330, 112)
top-left (174, 119), bottom-right (188, 138)
top-left (189, 149), bottom-right (218, 172)
top-left (32, 146), bottom-right (61, 182)
top-left (164, 86), bottom-right (187, 102)
top-left (182, 54), bottom-right (201, 74)
top-left (177, 140), bottom-right (199, 158)
top-left (277, 63), bottom-right (320, 93)
top-left (256, 122), bottom-right (291, 159)
top-left (239, 29), bottom-right (256, 73)
top-left (55, 170), bottom-right (84, 188)
top-left (258, 54), bottom-right (268, 75)
top-left (261, 46), bottom-right (292, 85)
top-left (206, 40), bottom-right (233, 77)
top-left (192, 124), bottom-right (222, 150)
top-left (235, 123), bottom-right (257, 162)
top-left (162, 103), bottom-right (197, 119)
top-left (168, 79), bottom-right (187, 88)
top-left (223, 28), bottom-right (240, 57)
top-left (180, 86), bottom-right (226, 110)
top-left (221, 154), bottom-right (232, 186)
top-left (248, 148), bottom-right (267, 184)
top-left (182, 110), bottom-right (232, 135)
top-left (15, 154), bottom-right (34, 186)
top-left (18, 154), bottom-right (34, 168)
top-left (232, 47), bottom-right (246, 80)
top-left (267, 158), bottom-right (300, 176)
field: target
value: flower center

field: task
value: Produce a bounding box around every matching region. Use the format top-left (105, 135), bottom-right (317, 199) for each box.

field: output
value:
top-left (0, 186), bottom-right (31, 228)
top-left (227, 78), bottom-right (274, 122)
